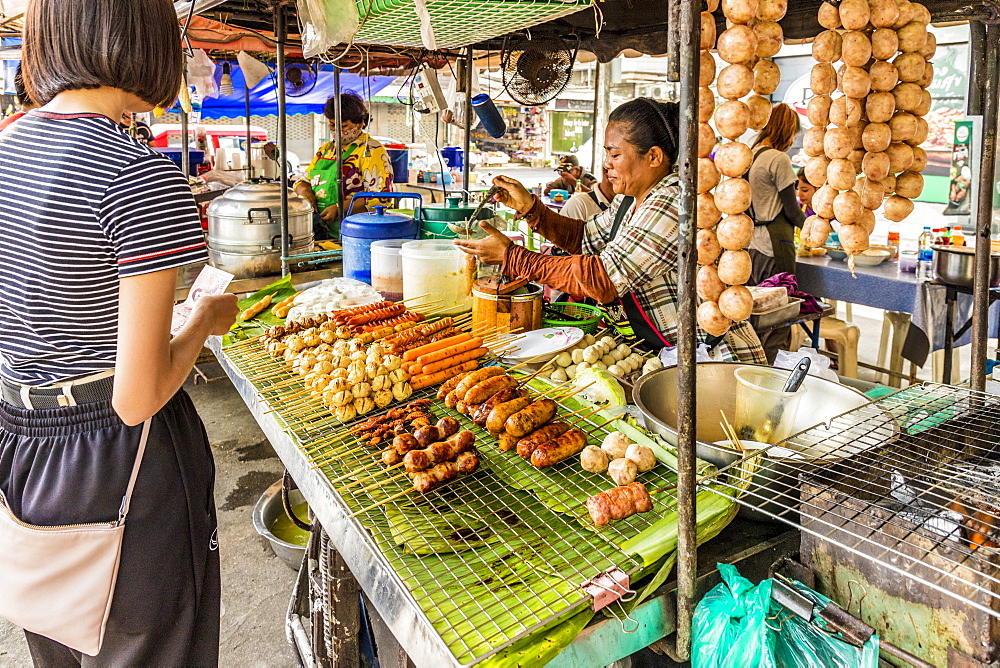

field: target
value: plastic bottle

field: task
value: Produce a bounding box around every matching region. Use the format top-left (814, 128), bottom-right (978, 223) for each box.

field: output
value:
top-left (942, 227), bottom-right (952, 245)
top-left (917, 226), bottom-right (934, 280)
top-left (887, 221), bottom-right (901, 259)
top-left (952, 226), bottom-right (966, 246)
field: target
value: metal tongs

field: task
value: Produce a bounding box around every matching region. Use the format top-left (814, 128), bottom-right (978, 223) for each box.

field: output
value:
top-left (461, 185), bottom-right (502, 237)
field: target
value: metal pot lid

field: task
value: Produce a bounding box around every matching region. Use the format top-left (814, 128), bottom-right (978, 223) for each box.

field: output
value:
top-left (206, 181), bottom-right (314, 218)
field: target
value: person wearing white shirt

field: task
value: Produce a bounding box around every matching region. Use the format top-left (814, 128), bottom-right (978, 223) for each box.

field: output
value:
top-left (560, 172), bottom-right (615, 220)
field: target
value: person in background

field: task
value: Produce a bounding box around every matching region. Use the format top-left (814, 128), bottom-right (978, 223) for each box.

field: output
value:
top-left (120, 111), bottom-right (153, 144)
top-left (560, 169), bottom-right (615, 220)
top-left (544, 158), bottom-right (586, 195)
top-left (746, 102), bottom-right (805, 284)
top-left (0, 65), bottom-right (38, 133)
top-left (796, 166), bottom-right (816, 217)
top-left (294, 92), bottom-right (394, 240)
top-left (0, 0), bottom-right (237, 663)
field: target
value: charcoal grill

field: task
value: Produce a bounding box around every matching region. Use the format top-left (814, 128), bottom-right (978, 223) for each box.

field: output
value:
top-left (703, 383), bottom-right (1000, 665)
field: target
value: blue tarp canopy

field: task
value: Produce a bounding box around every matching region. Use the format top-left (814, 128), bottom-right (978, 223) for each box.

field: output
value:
top-left (193, 66), bottom-right (396, 119)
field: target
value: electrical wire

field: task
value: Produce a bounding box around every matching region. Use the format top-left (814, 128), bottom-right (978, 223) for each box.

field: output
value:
top-left (180, 0), bottom-right (197, 57)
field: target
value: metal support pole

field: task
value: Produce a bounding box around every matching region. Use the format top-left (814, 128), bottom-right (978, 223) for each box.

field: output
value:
top-left (673, 0), bottom-right (701, 659)
top-left (590, 63), bottom-right (601, 175)
top-left (333, 66), bottom-right (344, 214)
top-left (462, 46), bottom-right (474, 201)
top-left (180, 72), bottom-right (191, 180)
top-left (245, 77), bottom-right (254, 181)
top-left (971, 21), bottom-right (998, 392)
top-left (275, 1), bottom-right (290, 276)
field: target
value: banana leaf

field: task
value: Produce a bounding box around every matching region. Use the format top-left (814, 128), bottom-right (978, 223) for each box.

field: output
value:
top-left (480, 607), bottom-right (596, 668)
top-left (224, 274), bottom-right (298, 343)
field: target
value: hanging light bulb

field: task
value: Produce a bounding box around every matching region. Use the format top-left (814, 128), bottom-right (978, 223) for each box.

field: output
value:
top-left (220, 62), bottom-right (234, 96)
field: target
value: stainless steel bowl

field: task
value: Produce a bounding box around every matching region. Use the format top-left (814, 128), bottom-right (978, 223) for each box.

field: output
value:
top-left (632, 362), bottom-right (889, 521)
top-left (932, 245), bottom-right (1000, 288)
top-left (253, 480), bottom-right (307, 570)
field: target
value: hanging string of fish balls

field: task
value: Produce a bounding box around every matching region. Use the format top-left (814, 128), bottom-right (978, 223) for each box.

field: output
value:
top-left (696, 0), bottom-right (787, 337)
top-left (801, 0), bottom-right (934, 270)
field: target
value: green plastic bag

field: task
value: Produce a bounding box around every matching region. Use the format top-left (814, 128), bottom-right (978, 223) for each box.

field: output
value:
top-left (692, 564), bottom-right (879, 668)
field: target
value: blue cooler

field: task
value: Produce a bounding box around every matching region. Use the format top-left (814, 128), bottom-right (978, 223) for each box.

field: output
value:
top-left (341, 192), bottom-right (422, 285)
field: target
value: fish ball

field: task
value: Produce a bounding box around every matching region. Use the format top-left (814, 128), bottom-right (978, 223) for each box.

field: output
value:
top-left (698, 157), bottom-right (720, 193)
top-left (884, 194), bottom-right (914, 222)
top-left (811, 62), bottom-right (838, 95)
top-left (717, 25), bottom-right (758, 64)
top-left (747, 95), bottom-right (773, 131)
top-left (824, 127), bottom-right (854, 160)
top-left (754, 21), bottom-right (783, 58)
top-left (718, 63), bottom-right (754, 100)
top-left (697, 192), bottom-right (722, 228)
top-left (807, 94), bottom-right (832, 127)
top-left (625, 444), bottom-right (658, 473)
top-left (717, 214), bottom-right (754, 250)
top-left (804, 155), bottom-right (830, 187)
top-left (717, 250), bottom-right (752, 285)
top-left (841, 31), bottom-right (872, 67)
top-left (895, 171), bottom-right (924, 199)
top-left (715, 100), bottom-right (750, 140)
top-left (697, 301), bottom-right (732, 337)
top-left (697, 264), bottom-right (727, 302)
top-left (812, 29), bottom-right (842, 63)
top-left (601, 431), bottom-right (631, 459)
top-left (869, 0), bottom-right (900, 27)
top-left (602, 354), bottom-right (617, 367)
top-left (839, 223), bottom-right (871, 253)
top-left (581, 446), bottom-right (610, 473)
top-left (582, 347), bottom-right (600, 364)
top-left (871, 28), bottom-right (899, 60)
top-left (554, 351), bottom-right (573, 367)
top-left (608, 458), bottom-right (638, 486)
top-left (833, 190), bottom-right (864, 224)
top-left (718, 285), bottom-right (754, 322)
top-left (714, 177), bottom-right (752, 214)
top-left (697, 228), bottom-right (722, 265)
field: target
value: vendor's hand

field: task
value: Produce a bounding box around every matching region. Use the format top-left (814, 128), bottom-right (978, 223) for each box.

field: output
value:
top-left (320, 204), bottom-right (339, 221)
top-left (453, 221), bottom-right (512, 266)
top-left (491, 175), bottom-right (534, 215)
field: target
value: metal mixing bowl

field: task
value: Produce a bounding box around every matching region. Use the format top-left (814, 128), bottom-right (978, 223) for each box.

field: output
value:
top-left (932, 245), bottom-right (1000, 288)
top-left (633, 362), bottom-right (890, 520)
top-left (253, 480), bottom-right (307, 570)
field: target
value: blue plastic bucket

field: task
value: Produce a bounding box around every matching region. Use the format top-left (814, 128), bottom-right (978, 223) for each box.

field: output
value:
top-left (385, 147), bottom-right (409, 183)
top-left (341, 196), bottom-right (420, 285)
top-left (441, 146), bottom-right (464, 169)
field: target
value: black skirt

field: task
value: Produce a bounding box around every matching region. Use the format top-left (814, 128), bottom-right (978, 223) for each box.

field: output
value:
top-left (0, 390), bottom-right (220, 666)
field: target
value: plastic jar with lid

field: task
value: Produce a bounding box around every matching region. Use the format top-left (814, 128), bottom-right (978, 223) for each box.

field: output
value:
top-left (369, 239), bottom-right (409, 302)
top-left (400, 240), bottom-right (473, 314)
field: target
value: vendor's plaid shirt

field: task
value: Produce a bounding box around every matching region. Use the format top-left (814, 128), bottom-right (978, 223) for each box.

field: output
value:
top-left (581, 172), bottom-right (767, 364)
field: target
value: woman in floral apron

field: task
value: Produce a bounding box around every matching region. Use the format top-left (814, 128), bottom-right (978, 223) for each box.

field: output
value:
top-left (294, 92), bottom-right (394, 240)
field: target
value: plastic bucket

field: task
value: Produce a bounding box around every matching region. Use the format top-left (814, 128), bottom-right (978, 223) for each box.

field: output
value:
top-left (733, 367), bottom-right (806, 444)
top-left (370, 239), bottom-right (408, 301)
top-left (341, 206), bottom-right (419, 285)
top-left (385, 147), bottom-right (409, 183)
top-left (400, 240), bottom-right (472, 315)
top-left (441, 146), bottom-right (464, 169)
top-left (421, 219), bottom-right (459, 239)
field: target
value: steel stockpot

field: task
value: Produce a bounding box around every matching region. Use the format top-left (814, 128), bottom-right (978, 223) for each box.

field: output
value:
top-left (206, 182), bottom-right (314, 279)
top-left (931, 245), bottom-right (1000, 289)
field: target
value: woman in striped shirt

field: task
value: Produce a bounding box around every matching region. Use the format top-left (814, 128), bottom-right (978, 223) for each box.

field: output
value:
top-left (0, 0), bottom-right (237, 663)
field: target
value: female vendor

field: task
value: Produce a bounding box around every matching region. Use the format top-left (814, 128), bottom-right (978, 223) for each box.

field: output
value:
top-left (455, 98), bottom-right (766, 363)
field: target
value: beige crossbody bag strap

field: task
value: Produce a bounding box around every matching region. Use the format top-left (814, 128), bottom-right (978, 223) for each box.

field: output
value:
top-left (118, 419), bottom-right (151, 521)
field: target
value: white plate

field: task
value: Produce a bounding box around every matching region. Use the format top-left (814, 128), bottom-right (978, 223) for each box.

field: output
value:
top-left (499, 327), bottom-right (584, 363)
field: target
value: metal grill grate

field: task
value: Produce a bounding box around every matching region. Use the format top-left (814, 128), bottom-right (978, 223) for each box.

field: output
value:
top-left (702, 383), bottom-right (1000, 620)
top-left (352, 0), bottom-right (593, 49)
top-left (223, 338), bottom-right (697, 665)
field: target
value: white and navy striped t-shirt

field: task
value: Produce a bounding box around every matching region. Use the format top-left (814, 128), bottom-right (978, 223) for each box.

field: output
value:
top-left (0, 110), bottom-right (208, 385)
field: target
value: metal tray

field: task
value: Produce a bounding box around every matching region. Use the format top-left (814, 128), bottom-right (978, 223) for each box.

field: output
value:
top-left (748, 297), bottom-right (803, 330)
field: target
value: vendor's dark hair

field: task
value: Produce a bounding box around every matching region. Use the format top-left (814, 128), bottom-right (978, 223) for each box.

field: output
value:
top-left (608, 98), bottom-right (680, 164)
top-left (325, 92), bottom-right (370, 127)
top-left (22, 0), bottom-right (182, 108)
top-left (13, 65), bottom-right (32, 108)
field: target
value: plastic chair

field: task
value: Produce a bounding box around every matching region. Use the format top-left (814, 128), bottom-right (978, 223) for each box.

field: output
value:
top-left (790, 316), bottom-right (860, 378)
top-left (874, 311), bottom-right (912, 387)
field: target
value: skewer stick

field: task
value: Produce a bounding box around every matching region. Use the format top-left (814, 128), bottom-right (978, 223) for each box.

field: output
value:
top-left (578, 414), bottom-right (620, 433)
top-left (517, 360), bottom-right (556, 384)
top-left (556, 402), bottom-right (603, 424)
top-left (567, 406), bottom-right (612, 428)
top-left (551, 381), bottom-right (593, 402)
top-left (339, 469), bottom-right (409, 494)
top-left (307, 437), bottom-right (374, 464)
top-left (301, 430), bottom-right (355, 453)
top-left (322, 455), bottom-right (388, 481)
top-left (226, 334), bottom-right (264, 348)
top-left (347, 488), bottom-right (416, 518)
top-left (505, 354), bottom-right (548, 373)
top-left (398, 294), bottom-right (430, 304)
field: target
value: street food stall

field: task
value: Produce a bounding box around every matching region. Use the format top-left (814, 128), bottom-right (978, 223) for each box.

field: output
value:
top-left (153, 0), bottom-right (1000, 664)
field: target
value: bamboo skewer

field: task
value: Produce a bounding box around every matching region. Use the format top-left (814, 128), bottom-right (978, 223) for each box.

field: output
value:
top-left (398, 294), bottom-right (430, 304)
top-left (348, 488), bottom-right (416, 518)
top-left (335, 464), bottom-right (406, 491)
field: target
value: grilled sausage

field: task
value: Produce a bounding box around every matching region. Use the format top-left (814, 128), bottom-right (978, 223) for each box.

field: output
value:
top-left (444, 390), bottom-right (460, 410)
top-left (403, 431), bottom-right (476, 472)
top-left (463, 374), bottom-right (518, 405)
top-left (454, 366), bottom-right (505, 398)
top-left (486, 396), bottom-right (532, 434)
top-left (437, 370), bottom-right (472, 399)
top-left (498, 432), bottom-right (518, 452)
top-left (391, 433), bottom-right (420, 456)
top-left (413, 417), bottom-right (461, 447)
top-left (381, 448), bottom-right (402, 466)
top-left (456, 450), bottom-right (480, 475)
top-left (473, 387), bottom-right (528, 426)
top-left (530, 428), bottom-right (588, 468)
top-left (516, 422), bottom-right (571, 459)
top-left (504, 399), bottom-right (558, 438)
top-left (456, 400), bottom-right (470, 414)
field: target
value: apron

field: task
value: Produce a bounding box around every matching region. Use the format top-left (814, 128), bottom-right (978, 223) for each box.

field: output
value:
top-left (749, 146), bottom-right (797, 277)
top-left (308, 140), bottom-right (361, 239)
top-left (596, 197), bottom-right (677, 353)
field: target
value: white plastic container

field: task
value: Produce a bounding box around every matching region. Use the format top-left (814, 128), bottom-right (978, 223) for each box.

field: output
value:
top-left (400, 240), bottom-right (472, 315)
top-left (369, 239), bottom-right (408, 301)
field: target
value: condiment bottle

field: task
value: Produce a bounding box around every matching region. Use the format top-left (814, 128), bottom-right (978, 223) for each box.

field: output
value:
top-left (887, 221), bottom-right (901, 259)
top-left (951, 226), bottom-right (966, 246)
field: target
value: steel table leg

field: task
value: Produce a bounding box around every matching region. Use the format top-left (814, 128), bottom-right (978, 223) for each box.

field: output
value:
top-left (943, 286), bottom-right (956, 384)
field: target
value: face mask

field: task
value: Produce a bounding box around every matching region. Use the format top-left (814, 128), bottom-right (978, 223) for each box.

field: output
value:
top-left (340, 126), bottom-right (363, 145)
